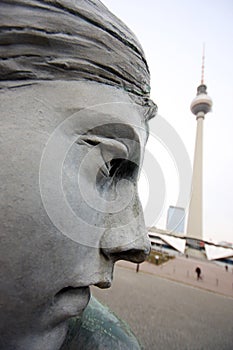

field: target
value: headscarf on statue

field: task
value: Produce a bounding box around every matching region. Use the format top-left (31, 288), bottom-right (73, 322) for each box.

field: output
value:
top-left (0, 0), bottom-right (152, 100)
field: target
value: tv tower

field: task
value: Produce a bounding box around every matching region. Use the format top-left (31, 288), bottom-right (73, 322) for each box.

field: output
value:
top-left (186, 47), bottom-right (213, 242)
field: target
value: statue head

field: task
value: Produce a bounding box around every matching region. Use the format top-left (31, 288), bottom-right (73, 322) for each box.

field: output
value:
top-left (0, 1), bottom-right (157, 349)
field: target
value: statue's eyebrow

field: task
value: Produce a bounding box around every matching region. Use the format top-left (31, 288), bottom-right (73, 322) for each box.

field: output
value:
top-left (76, 134), bottom-right (129, 158)
top-left (76, 123), bottom-right (140, 146)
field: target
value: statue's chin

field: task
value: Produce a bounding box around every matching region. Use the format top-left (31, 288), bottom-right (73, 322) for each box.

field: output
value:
top-left (0, 288), bottom-right (91, 350)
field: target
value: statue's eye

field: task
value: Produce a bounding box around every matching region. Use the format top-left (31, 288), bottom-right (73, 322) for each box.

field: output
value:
top-left (97, 158), bottom-right (122, 179)
top-left (96, 158), bottom-right (138, 195)
top-left (108, 159), bottom-right (123, 177)
top-left (77, 133), bottom-right (139, 187)
top-left (100, 158), bottom-right (138, 181)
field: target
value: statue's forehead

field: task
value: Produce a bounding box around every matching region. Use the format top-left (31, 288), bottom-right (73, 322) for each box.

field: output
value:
top-left (0, 80), bottom-right (149, 145)
top-left (2, 80), bottom-right (145, 118)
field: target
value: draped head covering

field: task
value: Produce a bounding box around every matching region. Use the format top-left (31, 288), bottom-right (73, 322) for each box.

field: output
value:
top-left (0, 0), bottom-right (157, 117)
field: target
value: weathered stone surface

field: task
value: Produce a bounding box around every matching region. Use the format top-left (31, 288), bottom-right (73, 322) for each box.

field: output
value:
top-left (0, 1), bottom-right (156, 349)
top-left (61, 297), bottom-right (140, 349)
top-left (0, 0), bottom-right (150, 98)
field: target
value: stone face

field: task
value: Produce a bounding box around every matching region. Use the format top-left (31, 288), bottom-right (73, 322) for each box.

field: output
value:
top-left (0, 1), bottom-right (155, 349)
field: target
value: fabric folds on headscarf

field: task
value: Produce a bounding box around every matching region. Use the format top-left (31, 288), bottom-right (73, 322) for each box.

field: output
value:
top-left (0, 0), bottom-right (151, 98)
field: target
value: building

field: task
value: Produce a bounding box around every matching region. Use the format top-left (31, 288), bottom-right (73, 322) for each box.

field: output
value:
top-left (166, 205), bottom-right (185, 234)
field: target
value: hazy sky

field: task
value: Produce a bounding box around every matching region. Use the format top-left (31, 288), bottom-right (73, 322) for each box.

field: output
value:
top-left (102, 0), bottom-right (233, 243)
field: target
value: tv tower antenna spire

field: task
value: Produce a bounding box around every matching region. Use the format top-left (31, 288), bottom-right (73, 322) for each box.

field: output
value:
top-left (186, 46), bottom-right (213, 254)
top-left (201, 43), bottom-right (205, 85)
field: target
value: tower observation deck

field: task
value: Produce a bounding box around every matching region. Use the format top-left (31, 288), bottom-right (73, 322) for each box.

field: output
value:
top-left (186, 55), bottom-right (212, 246)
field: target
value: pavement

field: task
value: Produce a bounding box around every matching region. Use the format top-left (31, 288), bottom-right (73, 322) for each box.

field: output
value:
top-left (118, 256), bottom-right (233, 298)
top-left (92, 257), bottom-right (233, 350)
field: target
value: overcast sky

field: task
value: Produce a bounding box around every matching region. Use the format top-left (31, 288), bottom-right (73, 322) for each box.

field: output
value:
top-left (102, 0), bottom-right (233, 244)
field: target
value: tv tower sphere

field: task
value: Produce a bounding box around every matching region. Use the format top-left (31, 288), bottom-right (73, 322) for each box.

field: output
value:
top-left (186, 69), bottom-right (213, 248)
top-left (186, 47), bottom-right (213, 257)
top-left (190, 84), bottom-right (212, 116)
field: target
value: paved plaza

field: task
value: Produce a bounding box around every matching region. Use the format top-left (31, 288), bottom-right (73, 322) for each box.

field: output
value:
top-left (92, 258), bottom-right (233, 350)
top-left (121, 255), bottom-right (233, 298)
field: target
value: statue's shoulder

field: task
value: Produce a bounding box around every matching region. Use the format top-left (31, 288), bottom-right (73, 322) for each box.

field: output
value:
top-left (61, 296), bottom-right (141, 350)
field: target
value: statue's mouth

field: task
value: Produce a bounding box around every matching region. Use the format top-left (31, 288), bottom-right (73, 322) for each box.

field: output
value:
top-left (49, 278), bottom-right (112, 324)
top-left (55, 278), bottom-right (112, 298)
top-left (48, 286), bottom-right (91, 325)
top-left (55, 285), bottom-right (87, 296)
top-left (44, 273), bottom-right (112, 327)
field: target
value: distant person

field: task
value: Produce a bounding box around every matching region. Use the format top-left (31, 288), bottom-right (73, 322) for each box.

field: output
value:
top-left (195, 266), bottom-right (202, 280)
top-left (155, 255), bottom-right (159, 265)
top-left (225, 265), bottom-right (228, 272)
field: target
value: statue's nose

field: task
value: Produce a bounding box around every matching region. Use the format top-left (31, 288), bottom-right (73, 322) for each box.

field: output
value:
top-left (100, 228), bottom-right (151, 263)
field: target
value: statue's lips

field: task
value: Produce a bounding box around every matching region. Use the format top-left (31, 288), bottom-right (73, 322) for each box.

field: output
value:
top-left (55, 285), bottom-right (91, 297)
top-left (50, 281), bottom-right (111, 324)
top-left (51, 286), bottom-right (91, 324)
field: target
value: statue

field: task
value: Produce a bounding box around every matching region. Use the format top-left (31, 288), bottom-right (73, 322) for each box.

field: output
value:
top-left (0, 1), bottom-right (157, 349)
